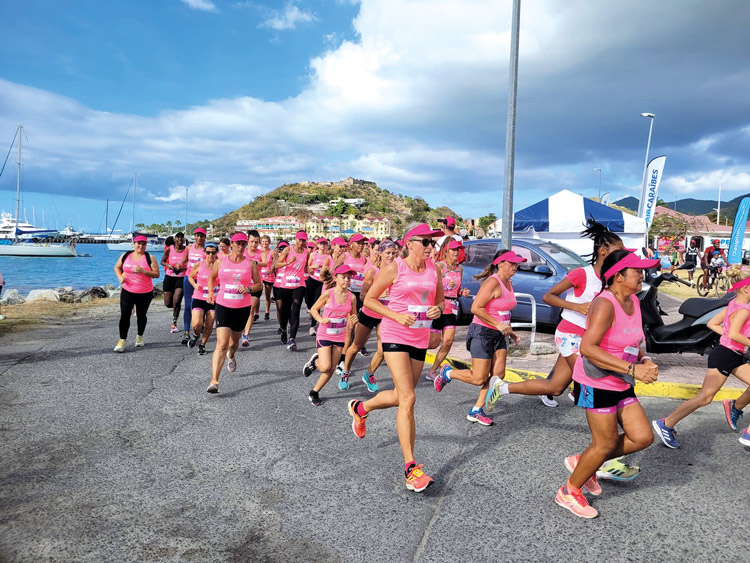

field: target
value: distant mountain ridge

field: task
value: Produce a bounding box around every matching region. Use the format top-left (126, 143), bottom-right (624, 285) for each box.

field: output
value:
top-left (615, 193), bottom-right (750, 216)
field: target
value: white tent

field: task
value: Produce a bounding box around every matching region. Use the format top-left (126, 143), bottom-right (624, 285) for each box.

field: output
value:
top-left (513, 190), bottom-right (647, 257)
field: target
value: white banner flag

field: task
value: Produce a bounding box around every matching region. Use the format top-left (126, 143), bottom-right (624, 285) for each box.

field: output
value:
top-left (641, 155), bottom-right (667, 231)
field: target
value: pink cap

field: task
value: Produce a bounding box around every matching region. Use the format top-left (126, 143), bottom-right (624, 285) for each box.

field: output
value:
top-left (731, 277), bottom-right (750, 293)
top-left (194, 227), bottom-right (207, 235)
top-left (277, 241), bottom-right (289, 249)
top-left (447, 239), bottom-right (463, 250)
top-left (296, 231), bottom-right (308, 241)
top-left (231, 233), bottom-right (248, 243)
top-left (317, 238), bottom-right (329, 245)
top-left (133, 235), bottom-right (148, 243)
top-left (493, 251), bottom-right (527, 265)
top-left (333, 265), bottom-right (357, 276)
top-left (404, 223), bottom-right (444, 242)
top-left (368, 237), bottom-right (376, 244)
top-left (306, 242), bottom-right (315, 248)
top-left (603, 252), bottom-right (659, 279)
top-left (331, 237), bottom-right (348, 246)
top-left (349, 233), bottom-right (365, 243)
top-left (443, 216), bottom-right (456, 227)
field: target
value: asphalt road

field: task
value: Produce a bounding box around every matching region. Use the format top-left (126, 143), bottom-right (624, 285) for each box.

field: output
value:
top-left (1, 305), bottom-right (748, 562)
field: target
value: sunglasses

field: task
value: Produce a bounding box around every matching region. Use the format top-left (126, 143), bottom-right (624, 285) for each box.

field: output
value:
top-left (205, 250), bottom-right (217, 255)
top-left (410, 238), bottom-right (436, 247)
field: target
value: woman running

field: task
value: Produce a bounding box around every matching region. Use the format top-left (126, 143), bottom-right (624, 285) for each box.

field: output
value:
top-left (206, 233), bottom-right (262, 393)
top-left (347, 223), bottom-right (445, 492)
top-left (553, 249), bottom-right (659, 518)
top-left (425, 239), bottom-right (470, 380)
top-left (339, 239), bottom-right (399, 392)
top-left (272, 240), bottom-right (289, 339)
top-left (653, 275), bottom-right (750, 449)
top-left (240, 229), bottom-right (263, 347)
top-left (182, 228), bottom-right (207, 345)
top-left (258, 235), bottom-right (275, 320)
top-left (306, 238), bottom-right (334, 336)
top-left (113, 235), bottom-right (160, 352)
top-left (161, 231), bottom-right (188, 333)
top-left (274, 231), bottom-right (309, 350)
top-left (303, 265), bottom-right (358, 406)
top-left (433, 250), bottom-right (523, 426)
top-left (187, 241), bottom-right (219, 355)
top-left (336, 233), bottom-right (371, 357)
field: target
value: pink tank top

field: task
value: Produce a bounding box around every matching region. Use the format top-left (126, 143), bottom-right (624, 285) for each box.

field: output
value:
top-left (438, 261), bottom-right (462, 315)
top-left (194, 260), bottom-right (214, 300)
top-left (720, 298), bottom-right (750, 352)
top-left (216, 257), bottom-right (257, 308)
top-left (309, 252), bottom-right (333, 282)
top-left (317, 289), bottom-right (353, 343)
top-left (121, 252), bottom-right (153, 294)
top-left (283, 247), bottom-right (308, 288)
top-left (344, 252), bottom-right (367, 292)
top-left (361, 265), bottom-right (390, 320)
top-left (187, 244), bottom-right (206, 270)
top-left (259, 250), bottom-right (275, 283)
top-left (166, 246), bottom-right (188, 277)
top-left (573, 291), bottom-right (643, 392)
top-left (379, 258), bottom-right (438, 348)
top-left (472, 274), bottom-right (516, 329)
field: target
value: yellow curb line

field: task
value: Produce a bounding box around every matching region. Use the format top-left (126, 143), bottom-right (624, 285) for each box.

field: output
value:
top-left (425, 352), bottom-right (744, 402)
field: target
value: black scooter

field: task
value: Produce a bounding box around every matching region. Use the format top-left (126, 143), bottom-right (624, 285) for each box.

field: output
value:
top-left (638, 272), bottom-right (732, 355)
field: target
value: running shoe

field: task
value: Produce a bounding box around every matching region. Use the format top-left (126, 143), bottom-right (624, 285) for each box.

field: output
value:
top-left (181, 332), bottom-right (189, 346)
top-left (540, 394), bottom-right (558, 408)
top-left (334, 360), bottom-right (344, 377)
top-left (226, 353), bottom-right (237, 373)
top-left (359, 346), bottom-right (370, 357)
top-left (135, 335), bottom-right (145, 348)
top-left (466, 407), bottom-right (493, 426)
top-left (309, 326), bottom-right (316, 336)
top-left (596, 456), bottom-right (640, 481)
top-left (207, 381), bottom-right (219, 393)
top-left (740, 429), bottom-right (750, 447)
top-left (652, 418), bottom-right (680, 448)
top-left (723, 399), bottom-right (743, 431)
top-left (170, 324), bottom-right (179, 334)
top-left (287, 338), bottom-right (297, 351)
top-left (277, 327), bottom-right (282, 334)
top-left (188, 334), bottom-right (198, 348)
top-left (338, 371), bottom-right (350, 390)
top-left (308, 390), bottom-right (322, 406)
top-left (564, 454), bottom-right (602, 496)
top-left (198, 344), bottom-right (206, 355)
top-left (363, 372), bottom-right (379, 393)
top-left (280, 331), bottom-right (288, 345)
top-left (303, 353), bottom-right (319, 377)
top-left (347, 400), bottom-right (367, 438)
top-left (254, 314), bottom-right (259, 321)
top-left (264, 312), bottom-right (270, 320)
top-left (405, 464), bottom-right (434, 492)
top-left (433, 364), bottom-right (452, 392)
top-left (568, 392), bottom-right (575, 402)
top-left (114, 339), bottom-right (126, 353)
top-left (485, 375), bottom-right (504, 412)
top-left (554, 486), bottom-right (598, 519)
top-left (425, 369), bottom-right (439, 382)
top-left (241, 333), bottom-right (250, 347)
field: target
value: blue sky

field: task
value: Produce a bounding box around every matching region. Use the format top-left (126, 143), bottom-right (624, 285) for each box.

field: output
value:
top-left (1, 0), bottom-right (750, 233)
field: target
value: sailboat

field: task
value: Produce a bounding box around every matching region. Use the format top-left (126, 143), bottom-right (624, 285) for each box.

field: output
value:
top-left (107, 173), bottom-right (163, 253)
top-left (0, 125), bottom-right (76, 257)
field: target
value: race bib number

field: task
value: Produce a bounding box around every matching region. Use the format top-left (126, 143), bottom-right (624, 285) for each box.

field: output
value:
top-left (408, 305), bottom-right (430, 329)
top-left (327, 316), bottom-right (347, 335)
top-left (496, 310), bottom-right (511, 324)
top-left (285, 275), bottom-right (301, 287)
top-left (622, 345), bottom-right (639, 364)
top-left (378, 296), bottom-right (390, 306)
top-left (222, 284), bottom-right (244, 300)
top-left (350, 272), bottom-right (364, 290)
top-left (446, 298), bottom-right (459, 314)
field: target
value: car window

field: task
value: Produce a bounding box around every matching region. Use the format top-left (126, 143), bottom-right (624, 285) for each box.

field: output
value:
top-left (534, 242), bottom-right (588, 272)
top-left (464, 243), bottom-right (499, 269)
top-left (512, 245), bottom-right (545, 270)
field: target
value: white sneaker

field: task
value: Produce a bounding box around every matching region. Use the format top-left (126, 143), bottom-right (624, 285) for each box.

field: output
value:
top-left (334, 360), bottom-right (344, 377)
top-left (135, 335), bottom-right (145, 347)
top-left (568, 391), bottom-right (575, 402)
top-left (309, 326), bottom-right (316, 336)
top-left (539, 394), bottom-right (558, 408)
top-left (226, 353), bottom-right (237, 372)
top-left (114, 339), bottom-right (126, 352)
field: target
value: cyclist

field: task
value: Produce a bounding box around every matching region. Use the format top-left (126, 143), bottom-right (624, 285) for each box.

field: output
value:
top-left (701, 239), bottom-right (725, 290)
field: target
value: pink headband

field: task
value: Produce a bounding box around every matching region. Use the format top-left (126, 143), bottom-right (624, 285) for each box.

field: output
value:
top-left (730, 277), bottom-right (750, 293)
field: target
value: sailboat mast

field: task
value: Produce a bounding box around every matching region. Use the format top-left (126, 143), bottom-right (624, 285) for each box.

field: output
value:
top-left (14, 125), bottom-right (22, 243)
top-left (185, 187), bottom-right (188, 230)
top-left (106, 199), bottom-right (109, 235)
top-left (132, 172), bottom-right (137, 235)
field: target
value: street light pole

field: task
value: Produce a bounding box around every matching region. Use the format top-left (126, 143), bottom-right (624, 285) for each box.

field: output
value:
top-left (637, 113), bottom-right (655, 219)
top-left (596, 168), bottom-right (602, 201)
top-left (501, 0), bottom-right (521, 250)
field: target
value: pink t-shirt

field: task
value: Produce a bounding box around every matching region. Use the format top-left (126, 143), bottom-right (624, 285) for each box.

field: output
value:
top-left (122, 252), bottom-right (153, 294)
top-left (216, 257), bottom-right (257, 308)
top-left (317, 289), bottom-right (353, 344)
top-left (379, 258), bottom-right (438, 348)
top-left (719, 298), bottom-right (750, 352)
top-left (572, 291), bottom-right (643, 392)
top-left (472, 274), bottom-right (516, 330)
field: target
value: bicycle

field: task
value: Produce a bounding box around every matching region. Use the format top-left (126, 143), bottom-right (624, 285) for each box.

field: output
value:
top-left (696, 266), bottom-right (729, 298)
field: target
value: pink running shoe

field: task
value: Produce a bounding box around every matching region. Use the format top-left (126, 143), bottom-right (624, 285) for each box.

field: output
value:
top-left (466, 408), bottom-right (493, 426)
top-left (555, 486), bottom-right (598, 518)
top-left (425, 369), bottom-right (439, 382)
top-left (564, 454), bottom-right (602, 496)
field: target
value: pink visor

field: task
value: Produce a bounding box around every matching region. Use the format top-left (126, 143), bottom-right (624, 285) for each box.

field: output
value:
top-left (447, 239), bottom-right (463, 250)
top-left (603, 252), bottom-right (659, 279)
top-left (349, 233), bottom-right (365, 243)
top-left (317, 238), bottom-right (329, 245)
top-left (277, 241), bottom-right (289, 249)
top-left (493, 251), bottom-right (527, 265)
top-left (194, 227), bottom-right (207, 235)
top-left (230, 233), bottom-right (248, 243)
top-left (333, 265), bottom-right (356, 276)
top-left (296, 231), bottom-right (308, 241)
top-left (368, 237), bottom-right (376, 244)
top-left (331, 237), bottom-right (348, 246)
top-left (404, 223), bottom-right (444, 241)
top-left (730, 277), bottom-right (750, 293)
top-left (133, 235), bottom-right (148, 243)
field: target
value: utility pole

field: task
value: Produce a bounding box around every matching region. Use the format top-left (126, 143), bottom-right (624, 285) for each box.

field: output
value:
top-left (501, 0), bottom-right (521, 250)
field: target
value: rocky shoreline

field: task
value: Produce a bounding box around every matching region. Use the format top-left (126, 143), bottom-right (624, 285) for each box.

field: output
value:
top-left (0, 284), bottom-right (164, 306)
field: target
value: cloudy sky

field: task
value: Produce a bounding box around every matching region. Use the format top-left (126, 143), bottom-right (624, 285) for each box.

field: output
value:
top-left (1, 0), bottom-right (749, 232)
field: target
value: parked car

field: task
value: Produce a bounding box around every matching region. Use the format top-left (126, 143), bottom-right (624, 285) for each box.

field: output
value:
top-left (456, 238), bottom-right (588, 326)
top-left (743, 249), bottom-right (750, 266)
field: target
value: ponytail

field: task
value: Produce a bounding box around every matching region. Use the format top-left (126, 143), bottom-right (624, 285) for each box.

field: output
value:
top-left (321, 269), bottom-right (336, 289)
top-left (474, 249), bottom-right (508, 281)
top-left (581, 217), bottom-right (623, 265)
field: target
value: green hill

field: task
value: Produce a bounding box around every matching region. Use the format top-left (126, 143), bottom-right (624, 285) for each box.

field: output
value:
top-left (212, 178), bottom-right (462, 234)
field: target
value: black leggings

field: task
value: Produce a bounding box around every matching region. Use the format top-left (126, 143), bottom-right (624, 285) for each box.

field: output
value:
top-left (305, 278), bottom-right (324, 327)
top-left (120, 289), bottom-right (153, 339)
top-left (276, 286), bottom-right (306, 338)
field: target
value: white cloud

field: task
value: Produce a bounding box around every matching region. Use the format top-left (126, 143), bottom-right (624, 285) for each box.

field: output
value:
top-left (180, 0), bottom-right (218, 12)
top-left (260, 3), bottom-right (317, 30)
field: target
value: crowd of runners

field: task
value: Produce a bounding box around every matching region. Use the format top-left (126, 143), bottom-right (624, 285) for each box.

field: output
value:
top-left (112, 217), bottom-right (750, 518)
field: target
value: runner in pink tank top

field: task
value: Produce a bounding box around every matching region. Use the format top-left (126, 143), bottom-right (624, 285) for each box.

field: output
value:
top-left (258, 235), bottom-right (275, 321)
top-left (181, 228), bottom-right (207, 344)
top-left (305, 238), bottom-right (334, 335)
top-left (552, 249), bottom-right (659, 519)
top-left (273, 232), bottom-right (309, 350)
top-left (160, 232), bottom-right (188, 333)
top-left (336, 233), bottom-right (370, 358)
top-left (303, 266), bottom-right (358, 406)
top-left (205, 233), bottom-right (262, 394)
top-left (113, 236), bottom-right (159, 352)
top-left (347, 223), bottom-right (445, 493)
top-left (187, 242), bottom-right (219, 354)
top-left (241, 229), bottom-right (264, 348)
top-left (436, 250), bottom-right (524, 427)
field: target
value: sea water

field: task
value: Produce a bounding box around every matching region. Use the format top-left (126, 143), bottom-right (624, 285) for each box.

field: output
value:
top-left (0, 244), bottom-right (167, 294)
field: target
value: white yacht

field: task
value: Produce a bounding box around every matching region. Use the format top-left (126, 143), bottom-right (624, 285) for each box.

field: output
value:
top-left (0, 210), bottom-right (58, 240)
